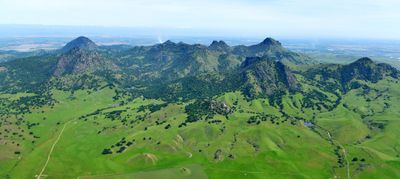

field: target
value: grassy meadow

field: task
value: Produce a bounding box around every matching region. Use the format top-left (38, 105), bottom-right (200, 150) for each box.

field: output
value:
top-left (1, 79), bottom-right (400, 178)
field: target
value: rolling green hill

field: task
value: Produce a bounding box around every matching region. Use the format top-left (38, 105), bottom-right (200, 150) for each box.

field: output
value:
top-left (0, 37), bottom-right (399, 179)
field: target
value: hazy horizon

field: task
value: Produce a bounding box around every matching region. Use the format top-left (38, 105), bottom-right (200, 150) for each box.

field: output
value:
top-left (1, 0), bottom-right (400, 40)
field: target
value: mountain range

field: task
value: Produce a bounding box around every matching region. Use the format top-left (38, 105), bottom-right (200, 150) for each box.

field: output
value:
top-left (0, 36), bottom-right (399, 179)
top-left (0, 36), bottom-right (396, 100)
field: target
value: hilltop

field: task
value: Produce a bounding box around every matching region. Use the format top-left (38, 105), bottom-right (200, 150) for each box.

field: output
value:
top-left (61, 36), bottom-right (98, 52)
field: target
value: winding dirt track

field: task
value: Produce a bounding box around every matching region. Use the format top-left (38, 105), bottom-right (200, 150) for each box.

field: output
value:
top-left (36, 120), bottom-right (73, 179)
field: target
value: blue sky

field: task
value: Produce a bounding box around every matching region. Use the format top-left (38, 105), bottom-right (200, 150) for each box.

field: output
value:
top-left (1, 0), bottom-right (399, 39)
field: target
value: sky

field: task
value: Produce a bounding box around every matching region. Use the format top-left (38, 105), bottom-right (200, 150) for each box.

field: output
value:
top-left (1, 0), bottom-right (400, 39)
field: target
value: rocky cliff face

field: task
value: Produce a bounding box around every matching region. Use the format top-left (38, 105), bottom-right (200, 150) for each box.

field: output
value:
top-left (239, 56), bottom-right (299, 98)
top-left (54, 48), bottom-right (106, 76)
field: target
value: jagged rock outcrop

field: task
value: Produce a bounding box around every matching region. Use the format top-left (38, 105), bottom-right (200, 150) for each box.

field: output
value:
top-left (239, 56), bottom-right (299, 98)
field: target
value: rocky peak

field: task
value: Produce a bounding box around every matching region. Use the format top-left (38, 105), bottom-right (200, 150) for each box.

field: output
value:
top-left (163, 40), bottom-right (175, 45)
top-left (209, 40), bottom-right (230, 51)
top-left (62, 36), bottom-right (97, 52)
top-left (210, 40), bottom-right (228, 47)
top-left (153, 40), bottom-right (177, 50)
top-left (349, 57), bottom-right (373, 66)
top-left (259, 37), bottom-right (282, 46)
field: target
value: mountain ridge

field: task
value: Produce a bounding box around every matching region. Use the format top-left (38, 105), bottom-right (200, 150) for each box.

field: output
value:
top-left (0, 36), bottom-right (398, 99)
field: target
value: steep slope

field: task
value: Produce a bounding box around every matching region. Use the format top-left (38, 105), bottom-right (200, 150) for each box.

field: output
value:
top-left (54, 48), bottom-right (108, 76)
top-left (142, 56), bottom-right (299, 101)
top-left (0, 37), bottom-right (118, 92)
top-left (118, 40), bottom-right (242, 81)
top-left (239, 56), bottom-right (299, 98)
top-left (54, 37), bottom-right (117, 76)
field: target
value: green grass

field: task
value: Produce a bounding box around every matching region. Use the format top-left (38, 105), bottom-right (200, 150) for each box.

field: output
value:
top-left (1, 79), bottom-right (400, 178)
top-left (81, 164), bottom-right (207, 179)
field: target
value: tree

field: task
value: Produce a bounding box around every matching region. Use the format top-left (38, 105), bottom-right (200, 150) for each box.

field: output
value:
top-left (101, 148), bottom-right (112, 155)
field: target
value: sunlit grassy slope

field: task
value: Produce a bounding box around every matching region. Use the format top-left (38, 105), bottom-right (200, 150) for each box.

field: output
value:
top-left (1, 78), bottom-right (400, 178)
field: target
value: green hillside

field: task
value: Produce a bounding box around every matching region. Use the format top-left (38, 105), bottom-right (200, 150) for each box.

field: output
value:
top-left (0, 37), bottom-right (399, 178)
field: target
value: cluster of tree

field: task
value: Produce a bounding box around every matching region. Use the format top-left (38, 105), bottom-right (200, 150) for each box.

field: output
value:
top-left (246, 113), bottom-right (279, 125)
top-left (352, 157), bottom-right (366, 162)
top-left (334, 146), bottom-right (346, 167)
top-left (0, 55), bottom-right (57, 93)
top-left (208, 119), bottom-right (222, 124)
top-left (184, 100), bottom-right (217, 123)
top-left (140, 74), bottom-right (234, 103)
top-left (0, 93), bottom-right (54, 116)
top-left (102, 137), bottom-right (136, 155)
top-left (104, 110), bottom-right (127, 121)
top-left (137, 103), bottom-right (168, 113)
top-left (301, 90), bottom-right (337, 111)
